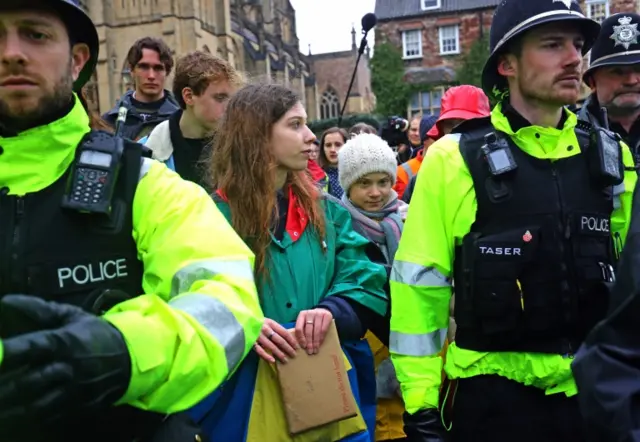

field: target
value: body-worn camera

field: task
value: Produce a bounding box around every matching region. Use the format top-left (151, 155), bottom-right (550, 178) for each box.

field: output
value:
top-left (481, 132), bottom-right (518, 176)
top-left (587, 110), bottom-right (624, 187)
top-left (588, 127), bottom-right (624, 186)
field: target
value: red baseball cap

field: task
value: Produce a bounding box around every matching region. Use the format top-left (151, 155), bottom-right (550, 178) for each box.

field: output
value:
top-left (427, 85), bottom-right (491, 140)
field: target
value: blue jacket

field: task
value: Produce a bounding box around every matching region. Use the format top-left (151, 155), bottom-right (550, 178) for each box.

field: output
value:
top-left (103, 90), bottom-right (179, 142)
top-left (188, 327), bottom-right (377, 442)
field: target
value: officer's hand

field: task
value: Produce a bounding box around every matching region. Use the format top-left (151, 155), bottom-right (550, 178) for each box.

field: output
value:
top-left (403, 409), bottom-right (447, 442)
top-left (0, 295), bottom-right (132, 439)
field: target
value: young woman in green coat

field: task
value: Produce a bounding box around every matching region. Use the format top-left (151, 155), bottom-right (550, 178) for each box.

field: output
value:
top-left (210, 83), bottom-right (388, 364)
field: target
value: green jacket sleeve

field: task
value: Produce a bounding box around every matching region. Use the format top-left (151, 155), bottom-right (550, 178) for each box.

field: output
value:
top-left (104, 160), bottom-right (264, 413)
top-left (324, 199), bottom-right (389, 317)
top-left (390, 134), bottom-right (474, 414)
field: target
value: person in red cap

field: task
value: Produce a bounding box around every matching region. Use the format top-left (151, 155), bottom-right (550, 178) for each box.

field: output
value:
top-left (397, 85), bottom-right (491, 203)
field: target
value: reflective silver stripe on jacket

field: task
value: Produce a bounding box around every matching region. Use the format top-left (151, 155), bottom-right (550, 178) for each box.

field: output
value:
top-left (139, 157), bottom-right (154, 181)
top-left (613, 182), bottom-right (625, 210)
top-left (401, 162), bottom-right (415, 181)
top-left (391, 260), bottom-right (451, 287)
top-left (170, 259), bottom-right (255, 298)
top-left (170, 293), bottom-right (246, 372)
top-left (376, 357), bottom-right (400, 399)
top-left (389, 328), bottom-right (447, 357)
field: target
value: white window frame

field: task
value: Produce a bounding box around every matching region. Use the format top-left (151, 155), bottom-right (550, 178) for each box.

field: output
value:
top-left (402, 30), bottom-right (423, 59)
top-left (439, 25), bottom-right (460, 55)
top-left (422, 0), bottom-right (441, 10)
top-left (585, 0), bottom-right (610, 23)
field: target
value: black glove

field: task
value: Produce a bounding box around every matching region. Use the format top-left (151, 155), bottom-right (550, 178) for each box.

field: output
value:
top-left (0, 295), bottom-right (132, 441)
top-left (403, 408), bottom-right (447, 442)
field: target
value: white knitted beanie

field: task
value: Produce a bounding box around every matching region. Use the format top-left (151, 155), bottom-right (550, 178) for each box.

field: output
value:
top-left (338, 133), bottom-right (398, 192)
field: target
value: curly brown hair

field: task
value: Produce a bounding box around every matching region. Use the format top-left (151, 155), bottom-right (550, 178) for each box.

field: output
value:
top-left (211, 84), bottom-right (326, 277)
top-left (173, 51), bottom-right (244, 109)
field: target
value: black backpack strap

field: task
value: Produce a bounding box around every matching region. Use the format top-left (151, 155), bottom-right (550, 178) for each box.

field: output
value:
top-left (457, 116), bottom-right (515, 208)
top-left (456, 116), bottom-right (494, 171)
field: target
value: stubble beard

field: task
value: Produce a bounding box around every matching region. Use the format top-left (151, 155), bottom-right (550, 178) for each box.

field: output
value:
top-left (0, 62), bottom-right (75, 134)
top-left (604, 96), bottom-right (640, 118)
top-left (518, 74), bottom-right (579, 108)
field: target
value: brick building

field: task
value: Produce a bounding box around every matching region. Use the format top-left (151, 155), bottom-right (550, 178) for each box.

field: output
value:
top-left (80, 0), bottom-right (319, 118)
top-left (309, 27), bottom-right (376, 120)
top-left (374, 0), bottom-right (639, 117)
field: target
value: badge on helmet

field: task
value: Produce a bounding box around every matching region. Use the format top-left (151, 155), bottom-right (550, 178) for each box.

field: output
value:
top-left (610, 16), bottom-right (640, 50)
top-left (584, 13), bottom-right (640, 84)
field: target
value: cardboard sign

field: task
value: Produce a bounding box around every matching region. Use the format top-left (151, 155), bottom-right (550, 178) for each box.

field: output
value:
top-left (276, 320), bottom-right (358, 435)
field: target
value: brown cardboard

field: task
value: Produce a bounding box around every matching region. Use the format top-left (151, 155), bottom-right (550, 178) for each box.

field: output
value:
top-left (275, 320), bottom-right (358, 435)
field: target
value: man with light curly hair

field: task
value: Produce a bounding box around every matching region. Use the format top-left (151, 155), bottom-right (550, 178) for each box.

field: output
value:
top-left (142, 50), bottom-right (244, 189)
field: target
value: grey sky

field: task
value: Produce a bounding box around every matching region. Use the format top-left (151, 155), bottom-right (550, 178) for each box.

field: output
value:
top-left (289, 0), bottom-right (377, 55)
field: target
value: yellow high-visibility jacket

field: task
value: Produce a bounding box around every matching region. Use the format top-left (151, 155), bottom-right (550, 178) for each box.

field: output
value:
top-left (390, 103), bottom-right (637, 414)
top-left (0, 95), bottom-right (264, 413)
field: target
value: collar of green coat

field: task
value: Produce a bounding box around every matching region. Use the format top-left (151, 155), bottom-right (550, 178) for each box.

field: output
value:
top-left (491, 102), bottom-right (579, 157)
top-left (216, 185), bottom-right (311, 244)
top-left (0, 94), bottom-right (90, 196)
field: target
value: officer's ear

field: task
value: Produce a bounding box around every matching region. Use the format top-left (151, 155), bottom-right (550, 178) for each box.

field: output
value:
top-left (497, 54), bottom-right (517, 78)
top-left (70, 43), bottom-right (91, 83)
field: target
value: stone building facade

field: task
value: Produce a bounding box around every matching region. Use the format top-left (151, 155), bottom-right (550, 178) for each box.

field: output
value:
top-left (80, 0), bottom-right (318, 118)
top-left (374, 0), bottom-right (639, 117)
top-left (309, 27), bottom-right (376, 120)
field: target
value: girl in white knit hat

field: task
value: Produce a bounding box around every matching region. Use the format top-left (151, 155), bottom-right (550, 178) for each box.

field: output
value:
top-left (337, 132), bottom-right (409, 442)
top-left (337, 133), bottom-right (408, 265)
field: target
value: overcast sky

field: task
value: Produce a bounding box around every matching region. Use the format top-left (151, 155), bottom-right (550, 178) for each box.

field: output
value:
top-left (289, 0), bottom-right (377, 55)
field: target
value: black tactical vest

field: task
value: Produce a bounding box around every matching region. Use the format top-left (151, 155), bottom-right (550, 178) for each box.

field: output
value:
top-left (0, 131), bottom-right (167, 442)
top-left (453, 118), bottom-right (618, 355)
top-left (0, 131), bottom-right (143, 306)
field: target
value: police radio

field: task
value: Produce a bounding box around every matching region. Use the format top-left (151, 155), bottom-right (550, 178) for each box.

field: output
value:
top-left (61, 107), bottom-right (127, 215)
top-left (481, 132), bottom-right (518, 176)
top-left (586, 107), bottom-right (624, 187)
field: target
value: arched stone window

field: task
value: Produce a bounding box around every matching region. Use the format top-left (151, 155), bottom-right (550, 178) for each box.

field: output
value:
top-left (320, 87), bottom-right (340, 120)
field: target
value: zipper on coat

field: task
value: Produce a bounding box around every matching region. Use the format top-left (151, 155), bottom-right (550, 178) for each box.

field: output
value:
top-left (10, 197), bottom-right (24, 290)
top-left (551, 163), bottom-right (576, 336)
top-left (0, 189), bottom-right (9, 295)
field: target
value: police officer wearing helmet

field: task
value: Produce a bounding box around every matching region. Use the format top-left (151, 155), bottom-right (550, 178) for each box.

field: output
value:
top-left (0, 1), bottom-right (264, 441)
top-left (390, 0), bottom-right (638, 440)
top-left (579, 12), bottom-right (640, 166)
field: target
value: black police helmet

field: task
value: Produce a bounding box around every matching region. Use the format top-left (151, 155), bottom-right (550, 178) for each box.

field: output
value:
top-left (482, 0), bottom-right (601, 99)
top-left (583, 13), bottom-right (640, 84)
top-left (1, 0), bottom-right (99, 91)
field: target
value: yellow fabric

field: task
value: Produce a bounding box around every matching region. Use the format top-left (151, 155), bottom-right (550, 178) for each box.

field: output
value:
top-left (246, 354), bottom-right (366, 442)
top-left (366, 332), bottom-right (406, 441)
top-left (390, 103), bottom-right (637, 414)
top-left (0, 96), bottom-right (264, 414)
top-left (0, 95), bottom-right (89, 196)
top-left (105, 161), bottom-right (264, 412)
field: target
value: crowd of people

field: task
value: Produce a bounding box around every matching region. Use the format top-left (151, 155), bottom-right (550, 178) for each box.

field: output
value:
top-left (4, 0), bottom-right (640, 441)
